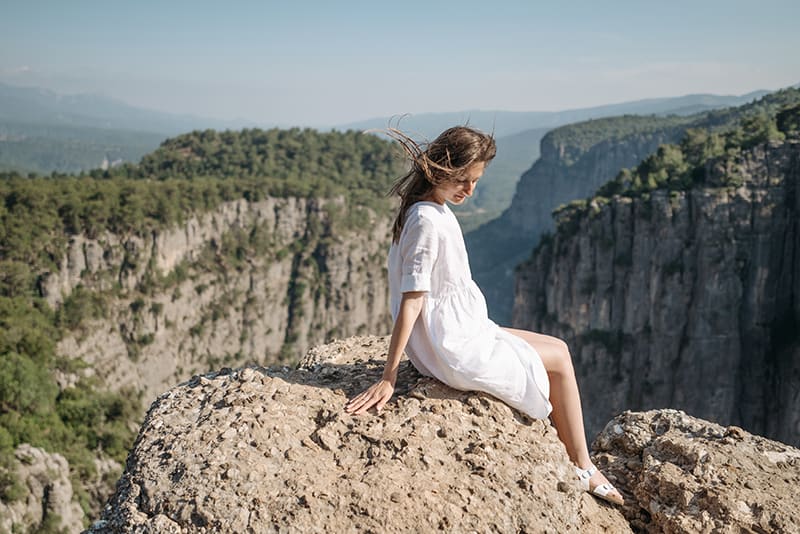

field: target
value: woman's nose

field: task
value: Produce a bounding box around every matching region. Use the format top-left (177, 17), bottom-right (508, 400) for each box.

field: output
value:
top-left (465, 182), bottom-right (475, 196)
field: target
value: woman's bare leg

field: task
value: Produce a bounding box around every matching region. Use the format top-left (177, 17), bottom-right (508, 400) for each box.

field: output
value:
top-left (501, 327), bottom-right (622, 502)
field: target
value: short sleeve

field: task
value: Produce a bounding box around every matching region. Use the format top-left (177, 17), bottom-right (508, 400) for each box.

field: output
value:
top-left (398, 211), bottom-right (439, 293)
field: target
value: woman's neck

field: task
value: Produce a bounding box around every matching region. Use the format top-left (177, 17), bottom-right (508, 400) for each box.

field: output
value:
top-left (419, 192), bottom-right (445, 205)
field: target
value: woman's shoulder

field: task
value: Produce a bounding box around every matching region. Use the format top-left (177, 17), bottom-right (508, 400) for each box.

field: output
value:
top-left (406, 201), bottom-right (447, 220)
top-left (400, 202), bottom-right (445, 240)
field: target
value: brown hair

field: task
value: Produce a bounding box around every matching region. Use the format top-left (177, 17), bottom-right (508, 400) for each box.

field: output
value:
top-left (387, 126), bottom-right (496, 243)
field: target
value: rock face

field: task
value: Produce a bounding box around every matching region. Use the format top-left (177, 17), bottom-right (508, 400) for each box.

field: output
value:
top-left (466, 117), bottom-right (690, 323)
top-left (91, 336), bottom-right (632, 533)
top-left (0, 444), bottom-right (85, 534)
top-left (592, 409), bottom-right (800, 533)
top-left (514, 140), bottom-right (800, 446)
top-left (49, 196), bottom-right (392, 404)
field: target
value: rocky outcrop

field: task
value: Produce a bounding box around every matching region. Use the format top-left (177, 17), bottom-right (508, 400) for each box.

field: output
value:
top-left (90, 336), bottom-right (800, 533)
top-left (50, 197), bottom-right (393, 404)
top-left (466, 117), bottom-right (690, 323)
top-left (514, 140), bottom-right (800, 446)
top-left (592, 409), bottom-right (800, 533)
top-left (0, 444), bottom-right (85, 534)
top-left (90, 336), bottom-right (632, 533)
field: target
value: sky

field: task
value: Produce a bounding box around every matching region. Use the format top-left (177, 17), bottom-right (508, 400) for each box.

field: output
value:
top-left (1, 0), bottom-right (799, 127)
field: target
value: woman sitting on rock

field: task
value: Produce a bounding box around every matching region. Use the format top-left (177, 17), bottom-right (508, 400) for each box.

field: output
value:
top-left (344, 125), bottom-right (623, 506)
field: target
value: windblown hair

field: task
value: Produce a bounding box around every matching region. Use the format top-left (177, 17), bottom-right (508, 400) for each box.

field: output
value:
top-left (387, 126), bottom-right (496, 243)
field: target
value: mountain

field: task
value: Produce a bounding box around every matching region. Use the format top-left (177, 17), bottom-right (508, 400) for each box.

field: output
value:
top-left (0, 121), bottom-right (166, 174)
top-left (335, 90), bottom-right (770, 139)
top-left (0, 82), bottom-right (272, 173)
top-left (340, 90), bottom-right (772, 232)
top-left (513, 98), bottom-right (800, 445)
top-left (467, 87), bottom-right (800, 324)
top-left (0, 82), bottom-right (260, 134)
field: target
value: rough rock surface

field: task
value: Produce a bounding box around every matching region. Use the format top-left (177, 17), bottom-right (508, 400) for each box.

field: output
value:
top-left (514, 139), bottom-right (800, 446)
top-left (90, 336), bottom-right (631, 533)
top-left (0, 444), bottom-right (85, 534)
top-left (466, 119), bottom-right (688, 323)
top-left (592, 409), bottom-right (800, 533)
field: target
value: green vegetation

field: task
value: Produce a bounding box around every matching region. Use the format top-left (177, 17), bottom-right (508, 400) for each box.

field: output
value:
top-left (0, 127), bottom-right (404, 517)
top-left (0, 121), bottom-right (165, 175)
top-left (546, 114), bottom-right (695, 167)
top-left (553, 90), bottom-right (800, 230)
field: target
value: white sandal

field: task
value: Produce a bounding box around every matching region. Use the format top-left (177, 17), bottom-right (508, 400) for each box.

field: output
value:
top-left (575, 464), bottom-right (624, 506)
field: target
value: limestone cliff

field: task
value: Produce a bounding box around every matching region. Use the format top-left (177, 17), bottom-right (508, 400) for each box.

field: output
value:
top-left (48, 196), bottom-right (393, 405)
top-left (514, 139), bottom-right (800, 446)
top-left (466, 116), bottom-right (692, 323)
top-left (0, 445), bottom-right (85, 534)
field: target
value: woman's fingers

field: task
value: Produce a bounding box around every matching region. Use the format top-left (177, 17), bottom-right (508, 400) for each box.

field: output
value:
top-left (344, 381), bottom-right (393, 415)
top-left (344, 388), bottom-right (377, 413)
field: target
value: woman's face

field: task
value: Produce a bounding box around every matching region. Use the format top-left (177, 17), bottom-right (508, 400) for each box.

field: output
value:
top-left (430, 161), bottom-right (486, 205)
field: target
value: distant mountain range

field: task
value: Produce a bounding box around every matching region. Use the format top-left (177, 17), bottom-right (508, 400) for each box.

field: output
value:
top-left (0, 80), bottom-right (786, 188)
top-left (335, 90), bottom-right (772, 139)
top-left (0, 82), bottom-right (263, 135)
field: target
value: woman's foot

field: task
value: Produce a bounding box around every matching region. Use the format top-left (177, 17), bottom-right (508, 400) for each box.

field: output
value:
top-left (575, 464), bottom-right (624, 506)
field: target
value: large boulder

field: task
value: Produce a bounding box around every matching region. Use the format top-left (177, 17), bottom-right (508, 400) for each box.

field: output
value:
top-left (90, 335), bottom-right (630, 533)
top-left (592, 409), bottom-right (800, 533)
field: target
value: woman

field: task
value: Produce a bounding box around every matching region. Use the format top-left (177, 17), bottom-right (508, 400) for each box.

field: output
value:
top-left (344, 126), bottom-right (623, 506)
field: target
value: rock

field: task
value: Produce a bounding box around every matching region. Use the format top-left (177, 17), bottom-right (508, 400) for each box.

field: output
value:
top-left (466, 117), bottom-right (687, 324)
top-left (0, 444), bottom-right (85, 534)
top-left (592, 409), bottom-right (800, 533)
top-left (51, 195), bottom-right (393, 407)
top-left (514, 139), bottom-right (800, 447)
top-left (91, 336), bottom-right (631, 533)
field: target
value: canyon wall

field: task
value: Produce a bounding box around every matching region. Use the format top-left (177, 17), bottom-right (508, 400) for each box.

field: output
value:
top-left (466, 118), bottom-right (690, 323)
top-left (46, 196), bottom-right (393, 404)
top-left (514, 140), bottom-right (800, 445)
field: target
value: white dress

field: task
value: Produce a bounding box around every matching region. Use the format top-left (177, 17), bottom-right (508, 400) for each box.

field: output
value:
top-left (388, 201), bottom-right (552, 419)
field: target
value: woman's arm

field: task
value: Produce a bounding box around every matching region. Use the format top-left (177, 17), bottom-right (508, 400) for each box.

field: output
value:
top-left (344, 291), bottom-right (425, 415)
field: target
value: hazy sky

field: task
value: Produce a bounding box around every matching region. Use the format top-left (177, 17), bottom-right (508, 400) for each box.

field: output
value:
top-left (2, 0), bottom-right (799, 126)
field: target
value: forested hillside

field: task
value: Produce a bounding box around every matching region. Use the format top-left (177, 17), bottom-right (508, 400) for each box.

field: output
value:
top-left (0, 128), bottom-right (405, 530)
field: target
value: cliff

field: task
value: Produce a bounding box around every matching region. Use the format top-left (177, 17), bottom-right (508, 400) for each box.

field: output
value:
top-left (467, 89), bottom-right (800, 324)
top-left (0, 445), bottom-right (86, 533)
top-left (89, 336), bottom-right (800, 533)
top-left (513, 138), bottom-right (800, 446)
top-left (466, 116), bottom-right (692, 323)
top-left (49, 196), bottom-right (393, 406)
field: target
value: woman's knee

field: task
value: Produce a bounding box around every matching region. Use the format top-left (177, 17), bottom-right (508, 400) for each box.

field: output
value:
top-left (542, 337), bottom-right (574, 376)
top-left (502, 327), bottom-right (574, 374)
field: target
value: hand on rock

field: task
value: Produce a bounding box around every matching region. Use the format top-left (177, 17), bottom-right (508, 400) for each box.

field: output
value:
top-left (344, 379), bottom-right (394, 415)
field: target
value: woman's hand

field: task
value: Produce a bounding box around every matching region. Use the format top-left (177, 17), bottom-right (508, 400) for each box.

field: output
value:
top-left (345, 292), bottom-right (422, 416)
top-left (344, 379), bottom-right (395, 415)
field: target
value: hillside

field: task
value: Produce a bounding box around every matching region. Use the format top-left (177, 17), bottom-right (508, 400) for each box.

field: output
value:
top-left (346, 91), bottom-right (772, 230)
top-left (0, 82), bottom-right (268, 174)
top-left (513, 101), bottom-right (800, 445)
top-left (467, 87), bottom-right (800, 323)
top-left (0, 128), bottom-right (405, 528)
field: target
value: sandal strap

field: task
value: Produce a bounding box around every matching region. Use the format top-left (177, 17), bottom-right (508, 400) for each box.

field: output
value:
top-left (592, 483), bottom-right (616, 498)
top-left (574, 464), bottom-right (597, 491)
